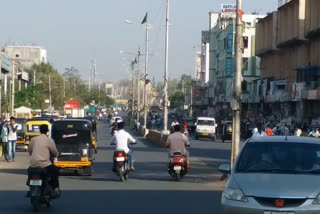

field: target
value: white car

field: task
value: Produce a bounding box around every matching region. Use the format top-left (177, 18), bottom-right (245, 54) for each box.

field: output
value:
top-left (195, 117), bottom-right (217, 141)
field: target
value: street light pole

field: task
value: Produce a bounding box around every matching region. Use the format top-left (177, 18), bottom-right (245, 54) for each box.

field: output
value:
top-left (231, 0), bottom-right (243, 168)
top-left (137, 49), bottom-right (141, 124)
top-left (143, 23), bottom-right (149, 133)
top-left (49, 74), bottom-right (52, 113)
top-left (11, 62), bottom-right (15, 116)
top-left (163, 0), bottom-right (170, 132)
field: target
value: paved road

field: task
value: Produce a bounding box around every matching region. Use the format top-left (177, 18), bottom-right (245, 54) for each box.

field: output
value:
top-left (0, 120), bottom-right (230, 214)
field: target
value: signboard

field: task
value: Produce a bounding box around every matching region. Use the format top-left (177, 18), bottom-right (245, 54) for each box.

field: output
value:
top-left (227, 33), bottom-right (233, 54)
top-left (18, 71), bottom-right (29, 81)
top-left (226, 57), bottom-right (233, 77)
top-left (220, 4), bottom-right (237, 19)
top-left (1, 57), bottom-right (11, 73)
top-left (65, 100), bottom-right (79, 110)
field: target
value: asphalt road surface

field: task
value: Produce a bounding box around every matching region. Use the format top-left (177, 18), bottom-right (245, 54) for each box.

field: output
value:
top-left (0, 120), bottom-right (230, 214)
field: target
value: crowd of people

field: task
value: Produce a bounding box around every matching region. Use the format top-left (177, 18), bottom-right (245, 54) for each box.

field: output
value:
top-left (252, 122), bottom-right (320, 138)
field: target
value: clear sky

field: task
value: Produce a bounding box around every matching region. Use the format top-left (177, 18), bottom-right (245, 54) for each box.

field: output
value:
top-left (0, 0), bottom-right (277, 83)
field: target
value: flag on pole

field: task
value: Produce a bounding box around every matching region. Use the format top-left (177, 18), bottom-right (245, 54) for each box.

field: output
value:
top-left (141, 12), bottom-right (148, 24)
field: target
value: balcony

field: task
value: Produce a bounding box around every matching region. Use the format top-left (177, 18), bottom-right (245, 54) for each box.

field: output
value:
top-left (305, 0), bottom-right (320, 38)
top-left (256, 12), bottom-right (278, 56)
top-left (277, 0), bottom-right (306, 48)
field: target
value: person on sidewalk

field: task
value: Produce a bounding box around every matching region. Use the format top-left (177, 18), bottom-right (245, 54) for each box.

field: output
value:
top-left (7, 117), bottom-right (18, 162)
top-left (1, 119), bottom-right (9, 161)
top-left (166, 125), bottom-right (190, 168)
top-left (252, 125), bottom-right (267, 138)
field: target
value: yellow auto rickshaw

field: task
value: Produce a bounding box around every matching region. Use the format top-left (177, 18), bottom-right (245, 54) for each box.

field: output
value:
top-left (52, 119), bottom-right (94, 175)
top-left (15, 118), bottom-right (27, 150)
top-left (25, 118), bottom-right (52, 146)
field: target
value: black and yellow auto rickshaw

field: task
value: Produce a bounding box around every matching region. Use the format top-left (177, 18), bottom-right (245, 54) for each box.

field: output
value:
top-left (25, 118), bottom-right (53, 146)
top-left (221, 120), bottom-right (232, 142)
top-left (15, 118), bottom-right (27, 150)
top-left (71, 117), bottom-right (98, 153)
top-left (52, 119), bottom-right (94, 176)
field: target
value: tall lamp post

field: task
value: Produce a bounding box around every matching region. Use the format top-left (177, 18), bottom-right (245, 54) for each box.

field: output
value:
top-left (163, 0), bottom-right (170, 132)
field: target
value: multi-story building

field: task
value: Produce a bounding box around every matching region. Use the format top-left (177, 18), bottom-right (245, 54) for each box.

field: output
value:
top-left (256, 0), bottom-right (320, 124)
top-left (1, 46), bottom-right (47, 68)
top-left (208, 12), bottom-right (265, 120)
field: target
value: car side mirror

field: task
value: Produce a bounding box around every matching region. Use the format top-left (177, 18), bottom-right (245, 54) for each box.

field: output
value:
top-left (218, 164), bottom-right (231, 174)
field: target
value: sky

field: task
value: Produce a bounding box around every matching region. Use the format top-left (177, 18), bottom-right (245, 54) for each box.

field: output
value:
top-left (0, 0), bottom-right (278, 83)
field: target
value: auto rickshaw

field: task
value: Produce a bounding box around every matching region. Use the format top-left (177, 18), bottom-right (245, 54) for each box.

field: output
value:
top-left (25, 118), bottom-right (53, 146)
top-left (16, 118), bottom-right (27, 150)
top-left (71, 117), bottom-right (98, 153)
top-left (52, 119), bottom-right (94, 176)
top-left (221, 120), bottom-right (232, 142)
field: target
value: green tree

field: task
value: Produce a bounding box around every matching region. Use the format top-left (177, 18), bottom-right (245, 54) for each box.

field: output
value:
top-left (170, 91), bottom-right (185, 109)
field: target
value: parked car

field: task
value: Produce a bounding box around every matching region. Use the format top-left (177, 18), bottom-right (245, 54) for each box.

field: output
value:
top-left (219, 136), bottom-right (320, 214)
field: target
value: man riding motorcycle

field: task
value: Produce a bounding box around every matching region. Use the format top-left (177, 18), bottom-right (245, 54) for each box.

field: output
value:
top-left (28, 125), bottom-right (60, 197)
top-left (110, 122), bottom-right (136, 172)
top-left (165, 124), bottom-right (190, 168)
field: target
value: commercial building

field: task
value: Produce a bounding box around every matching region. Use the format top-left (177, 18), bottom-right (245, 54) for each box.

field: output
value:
top-left (208, 10), bottom-right (265, 121)
top-left (255, 0), bottom-right (320, 124)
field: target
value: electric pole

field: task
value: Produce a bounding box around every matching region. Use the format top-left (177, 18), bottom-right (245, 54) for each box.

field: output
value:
top-left (163, 0), bottom-right (170, 132)
top-left (131, 61), bottom-right (136, 124)
top-left (11, 62), bottom-right (15, 116)
top-left (231, 0), bottom-right (243, 168)
top-left (49, 74), bottom-right (52, 113)
top-left (143, 21), bottom-right (150, 133)
top-left (137, 49), bottom-right (141, 124)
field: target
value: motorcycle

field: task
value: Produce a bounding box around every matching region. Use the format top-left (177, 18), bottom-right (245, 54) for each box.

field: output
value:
top-left (112, 150), bottom-right (132, 182)
top-left (168, 152), bottom-right (188, 181)
top-left (26, 168), bottom-right (60, 212)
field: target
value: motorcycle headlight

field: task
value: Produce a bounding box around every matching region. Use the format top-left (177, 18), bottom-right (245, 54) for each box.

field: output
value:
top-left (82, 149), bottom-right (88, 156)
top-left (313, 194), bottom-right (320, 204)
top-left (224, 188), bottom-right (248, 202)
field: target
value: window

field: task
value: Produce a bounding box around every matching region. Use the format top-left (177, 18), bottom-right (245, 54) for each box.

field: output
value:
top-left (15, 54), bottom-right (19, 58)
top-left (237, 142), bottom-right (320, 173)
top-left (242, 58), bottom-right (248, 71)
top-left (243, 36), bottom-right (249, 49)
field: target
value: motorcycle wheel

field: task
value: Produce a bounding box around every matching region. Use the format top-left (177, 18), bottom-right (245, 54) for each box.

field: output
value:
top-left (176, 173), bottom-right (181, 182)
top-left (45, 199), bottom-right (52, 208)
top-left (31, 196), bottom-right (41, 212)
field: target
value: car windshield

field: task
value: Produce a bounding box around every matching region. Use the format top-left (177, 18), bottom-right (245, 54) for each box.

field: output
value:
top-left (237, 142), bottom-right (320, 174)
top-left (197, 120), bottom-right (215, 126)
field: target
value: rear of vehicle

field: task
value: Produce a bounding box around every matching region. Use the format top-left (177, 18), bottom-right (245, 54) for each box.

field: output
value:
top-left (221, 136), bottom-right (320, 214)
top-left (113, 150), bottom-right (129, 182)
top-left (168, 152), bottom-right (187, 181)
top-left (25, 119), bottom-right (51, 146)
top-left (195, 117), bottom-right (217, 141)
top-left (52, 120), bottom-right (94, 175)
top-left (15, 119), bottom-right (27, 150)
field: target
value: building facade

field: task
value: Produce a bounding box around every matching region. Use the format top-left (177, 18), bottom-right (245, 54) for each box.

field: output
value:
top-left (256, 0), bottom-right (320, 124)
top-left (208, 12), bottom-right (265, 121)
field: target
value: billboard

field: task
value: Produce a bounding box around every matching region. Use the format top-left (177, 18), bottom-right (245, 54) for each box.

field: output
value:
top-left (64, 100), bottom-right (79, 110)
top-left (220, 4), bottom-right (237, 19)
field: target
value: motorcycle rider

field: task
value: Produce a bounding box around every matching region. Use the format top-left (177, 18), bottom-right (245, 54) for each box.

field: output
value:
top-left (28, 125), bottom-right (60, 197)
top-left (110, 122), bottom-right (136, 172)
top-left (165, 124), bottom-right (190, 169)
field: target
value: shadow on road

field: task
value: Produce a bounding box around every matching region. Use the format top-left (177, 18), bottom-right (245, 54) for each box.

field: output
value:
top-left (0, 190), bottom-right (223, 214)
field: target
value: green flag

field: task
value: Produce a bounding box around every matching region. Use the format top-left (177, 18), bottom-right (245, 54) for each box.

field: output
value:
top-left (141, 12), bottom-right (148, 24)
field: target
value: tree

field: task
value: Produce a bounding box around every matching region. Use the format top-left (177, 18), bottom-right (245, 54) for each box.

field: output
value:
top-left (169, 91), bottom-right (185, 109)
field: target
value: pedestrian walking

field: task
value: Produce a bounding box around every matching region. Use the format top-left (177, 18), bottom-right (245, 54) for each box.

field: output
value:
top-left (252, 125), bottom-right (267, 138)
top-left (265, 125), bottom-right (273, 136)
top-left (294, 127), bottom-right (302, 137)
top-left (7, 117), bottom-right (18, 161)
top-left (1, 119), bottom-right (9, 161)
top-left (309, 128), bottom-right (320, 138)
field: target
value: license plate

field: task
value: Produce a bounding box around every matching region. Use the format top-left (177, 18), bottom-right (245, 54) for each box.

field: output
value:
top-left (30, 180), bottom-right (42, 186)
top-left (174, 166), bottom-right (182, 170)
top-left (202, 133), bottom-right (209, 136)
top-left (264, 212), bottom-right (295, 214)
top-left (116, 157), bottom-right (125, 161)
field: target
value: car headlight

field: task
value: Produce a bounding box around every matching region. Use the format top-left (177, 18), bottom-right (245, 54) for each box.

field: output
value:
top-left (224, 188), bottom-right (248, 202)
top-left (313, 194), bottom-right (320, 204)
